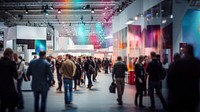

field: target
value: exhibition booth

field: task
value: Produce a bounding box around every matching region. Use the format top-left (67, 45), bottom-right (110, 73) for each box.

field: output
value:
top-left (4, 26), bottom-right (47, 62)
top-left (112, 0), bottom-right (200, 85)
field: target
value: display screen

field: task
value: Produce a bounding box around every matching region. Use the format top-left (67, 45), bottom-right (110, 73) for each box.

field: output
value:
top-left (182, 9), bottom-right (200, 59)
top-left (35, 40), bottom-right (46, 55)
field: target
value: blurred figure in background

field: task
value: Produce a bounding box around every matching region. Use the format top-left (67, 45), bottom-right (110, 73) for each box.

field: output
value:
top-left (73, 58), bottom-right (82, 90)
top-left (55, 55), bottom-right (63, 92)
top-left (167, 44), bottom-right (200, 112)
top-left (13, 54), bottom-right (25, 109)
top-left (104, 58), bottom-right (109, 74)
top-left (0, 48), bottom-right (18, 112)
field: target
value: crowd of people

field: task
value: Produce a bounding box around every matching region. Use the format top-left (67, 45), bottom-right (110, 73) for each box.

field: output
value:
top-left (111, 44), bottom-right (200, 112)
top-left (0, 44), bottom-right (200, 112)
top-left (0, 49), bottom-right (112, 112)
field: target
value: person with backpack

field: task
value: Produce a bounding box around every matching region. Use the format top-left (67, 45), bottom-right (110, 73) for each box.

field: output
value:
top-left (146, 52), bottom-right (167, 110)
top-left (73, 58), bottom-right (82, 90)
top-left (55, 55), bottom-right (63, 92)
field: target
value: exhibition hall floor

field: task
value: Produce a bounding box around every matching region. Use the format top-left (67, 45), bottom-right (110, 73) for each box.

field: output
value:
top-left (18, 72), bottom-right (168, 112)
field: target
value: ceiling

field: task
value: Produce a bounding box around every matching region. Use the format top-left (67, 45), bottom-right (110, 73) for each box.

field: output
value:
top-left (0, 0), bottom-right (135, 48)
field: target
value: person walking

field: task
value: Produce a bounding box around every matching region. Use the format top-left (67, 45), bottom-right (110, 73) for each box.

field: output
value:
top-left (0, 48), bottom-right (18, 112)
top-left (73, 58), bottom-right (82, 90)
top-left (146, 51), bottom-right (167, 110)
top-left (55, 55), bottom-right (63, 92)
top-left (13, 54), bottom-right (25, 109)
top-left (134, 56), bottom-right (146, 108)
top-left (26, 51), bottom-right (54, 112)
top-left (84, 57), bottom-right (93, 88)
top-left (59, 54), bottom-right (76, 106)
top-left (104, 58), bottom-right (109, 74)
top-left (112, 56), bottom-right (128, 105)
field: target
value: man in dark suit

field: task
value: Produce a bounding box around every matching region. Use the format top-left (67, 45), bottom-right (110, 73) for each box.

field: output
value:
top-left (146, 51), bottom-right (167, 110)
top-left (0, 48), bottom-right (18, 112)
top-left (26, 51), bottom-right (54, 112)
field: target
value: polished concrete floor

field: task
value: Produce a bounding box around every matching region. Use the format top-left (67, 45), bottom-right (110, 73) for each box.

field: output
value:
top-left (17, 72), bottom-right (169, 112)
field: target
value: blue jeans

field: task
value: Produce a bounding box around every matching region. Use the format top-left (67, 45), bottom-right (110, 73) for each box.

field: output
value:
top-left (33, 90), bottom-right (48, 112)
top-left (17, 77), bottom-right (24, 107)
top-left (63, 78), bottom-right (73, 103)
top-left (86, 71), bottom-right (92, 86)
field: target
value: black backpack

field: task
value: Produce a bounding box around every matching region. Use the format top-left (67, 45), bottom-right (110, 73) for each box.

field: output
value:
top-left (157, 62), bottom-right (167, 80)
top-left (88, 64), bottom-right (95, 74)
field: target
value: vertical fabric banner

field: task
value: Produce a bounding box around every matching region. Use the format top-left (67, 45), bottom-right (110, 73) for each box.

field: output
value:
top-left (146, 25), bottom-right (160, 48)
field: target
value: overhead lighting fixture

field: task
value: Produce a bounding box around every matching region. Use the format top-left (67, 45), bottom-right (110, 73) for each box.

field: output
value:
top-left (170, 14), bottom-right (173, 19)
top-left (50, 5), bottom-right (54, 10)
top-left (119, 8), bottom-right (122, 12)
top-left (105, 35), bottom-right (113, 39)
top-left (105, 6), bottom-right (108, 10)
top-left (126, 19), bottom-right (134, 24)
top-left (162, 19), bottom-right (167, 24)
top-left (25, 6), bottom-right (29, 14)
top-left (134, 16), bottom-right (138, 21)
top-left (45, 11), bottom-right (49, 15)
top-left (58, 9), bottom-right (61, 14)
top-left (91, 8), bottom-right (95, 13)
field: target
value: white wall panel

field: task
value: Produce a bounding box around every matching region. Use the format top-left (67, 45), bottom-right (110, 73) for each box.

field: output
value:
top-left (17, 26), bottom-right (46, 40)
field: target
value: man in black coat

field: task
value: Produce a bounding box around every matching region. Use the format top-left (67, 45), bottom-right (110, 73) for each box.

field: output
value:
top-left (146, 51), bottom-right (167, 110)
top-left (167, 44), bottom-right (200, 112)
top-left (0, 48), bottom-right (18, 112)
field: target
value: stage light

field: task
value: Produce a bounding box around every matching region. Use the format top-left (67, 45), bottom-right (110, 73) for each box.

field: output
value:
top-left (91, 8), bottom-right (95, 13)
top-left (25, 6), bottom-right (28, 14)
top-left (45, 11), bottom-right (49, 15)
top-left (50, 5), bottom-right (54, 10)
top-left (170, 14), bottom-right (173, 19)
top-left (58, 9), bottom-right (61, 14)
top-left (105, 6), bottom-right (108, 10)
top-left (134, 16), bottom-right (138, 21)
top-left (162, 19), bottom-right (167, 24)
top-left (126, 19), bottom-right (134, 24)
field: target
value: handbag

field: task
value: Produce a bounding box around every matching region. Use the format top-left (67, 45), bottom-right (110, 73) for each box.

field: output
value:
top-left (109, 81), bottom-right (116, 94)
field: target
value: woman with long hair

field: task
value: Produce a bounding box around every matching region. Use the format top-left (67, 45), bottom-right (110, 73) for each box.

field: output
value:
top-left (134, 55), bottom-right (146, 108)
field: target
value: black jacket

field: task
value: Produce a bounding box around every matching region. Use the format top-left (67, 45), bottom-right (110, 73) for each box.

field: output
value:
top-left (112, 61), bottom-right (128, 78)
top-left (0, 57), bottom-right (18, 106)
top-left (135, 63), bottom-right (145, 83)
top-left (146, 59), bottom-right (162, 82)
top-left (0, 57), bottom-right (18, 96)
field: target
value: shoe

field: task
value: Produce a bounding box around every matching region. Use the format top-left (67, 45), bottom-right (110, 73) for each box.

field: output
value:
top-left (118, 101), bottom-right (123, 105)
top-left (65, 101), bottom-right (72, 105)
top-left (139, 105), bottom-right (145, 108)
top-left (135, 101), bottom-right (138, 106)
top-left (18, 105), bottom-right (24, 109)
top-left (148, 106), bottom-right (155, 110)
top-left (116, 99), bottom-right (123, 105)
